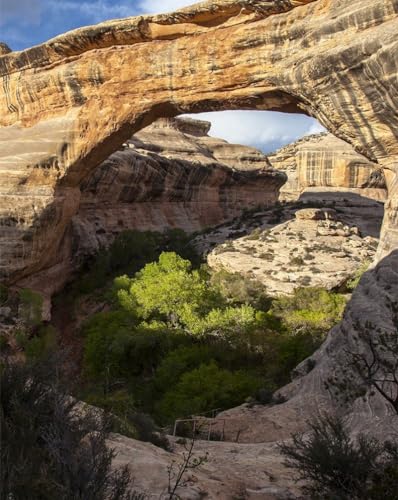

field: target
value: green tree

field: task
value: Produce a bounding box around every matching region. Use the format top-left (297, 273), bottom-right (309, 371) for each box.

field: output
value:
top-left (156, 362), bottom-right (261, 423)
top-left (118, 252), bottom-right (220, 327)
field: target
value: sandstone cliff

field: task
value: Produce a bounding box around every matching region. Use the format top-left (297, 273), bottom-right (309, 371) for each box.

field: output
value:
top-left (15, 117), bottom-right (283, 303)
top-left (1, 0), bottom-right (397, 286)
top-left (268, 133), bottom-right (387, 202)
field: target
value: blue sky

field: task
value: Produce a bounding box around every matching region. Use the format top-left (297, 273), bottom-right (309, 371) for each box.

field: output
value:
top-left (0, 0), bottom-right (324, 153)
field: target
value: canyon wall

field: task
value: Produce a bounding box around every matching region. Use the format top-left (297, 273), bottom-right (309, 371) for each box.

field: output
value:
top-left (19, 117), bottom-right (282, 300)
top-left (269, 133), bottom-right (388, 201)
top-left (1, 0), bottom-right (397, 286)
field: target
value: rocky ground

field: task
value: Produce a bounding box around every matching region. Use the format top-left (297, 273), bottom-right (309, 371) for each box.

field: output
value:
top-left (110, 433), bottom-right (300, 500)
top-left (194, 193), bottom-right (383, 296)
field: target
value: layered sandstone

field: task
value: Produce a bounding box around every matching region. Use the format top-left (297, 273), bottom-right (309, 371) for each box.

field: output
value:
top-left (268, 133), bottom-right (388, 201)
top-left (0, 0), bottom-right (397, 286)
top-left (62, 118), bottom-right (282, 290)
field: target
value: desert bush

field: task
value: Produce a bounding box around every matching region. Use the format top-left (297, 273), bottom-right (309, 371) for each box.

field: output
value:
top-left (346, 259), bottom-right (371, 291)
top-left (272, 287), bottom-right (346, 335)
top-left (210, 270), bottom-right (270, 310)
top-left (0, 357), bottom-right (139, 499)
top-left (289, 256), bottom-right (305, 266)
top-left (25, 324), bottom-right (57, 361)
top-left (280, 414), bottom-right (398, 500)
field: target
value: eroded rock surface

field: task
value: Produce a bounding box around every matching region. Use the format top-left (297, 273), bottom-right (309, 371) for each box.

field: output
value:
top-left (1, 0), bottom-right (398, 495)
top-left (197, 196), bottom-right (382, 295)
top-left (16, 117), bottom-right (283, 301)
top-left (0, 0), bottom-right (397, 285)
top-left (268, 133), bottom-right (387, 202)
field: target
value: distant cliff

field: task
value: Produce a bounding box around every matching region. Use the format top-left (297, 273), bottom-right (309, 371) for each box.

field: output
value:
top-left (268, 133), bottom-right (387, 201)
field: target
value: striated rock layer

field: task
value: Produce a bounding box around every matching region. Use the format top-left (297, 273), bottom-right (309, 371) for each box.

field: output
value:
top-left (0, 0), bottom-right (397, 284)
top-left (0, 0), bottom-right (398, 458)
top-left (25, 117), bottom-right (281, 300)
top-left (269, 133), bottom-right (388, 202)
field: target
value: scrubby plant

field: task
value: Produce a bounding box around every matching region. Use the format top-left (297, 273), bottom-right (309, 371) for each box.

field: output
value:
top-left (280, 414), bottom-right (398, 500)
top-left (1, 357), bottom-right (140, 500)
top-left (289, 256), bottom-right (305, 266)
top-left (346, 259), bottom-right (371, 291)
top-left (272, 287), bottom-right (346, 336)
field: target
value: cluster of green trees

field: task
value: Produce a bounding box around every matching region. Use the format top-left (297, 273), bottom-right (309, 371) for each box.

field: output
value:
top-left (78, 232), bottom-right (347, 426)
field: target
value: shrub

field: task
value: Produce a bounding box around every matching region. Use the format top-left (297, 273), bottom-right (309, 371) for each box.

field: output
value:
top-left (279, 414), bottom-right (398, 500)
top-left (0, 357), bottom-right (139, 499)
top-left (82, 311), bottom-right (187, 387)
top-left (156, 361), bottom-right (261, 423)
top-left (289, 256), bottom-right (305, 266)
top-left (210, 270), bottom-right (270, 310)
top-left (346, 259), bottom-right (371, 291)
top-left (18, 288), bottom-right (43, 327)
top-left (272, 287), bottom-right (346, 335)
top-left (25, 325), bottom-right (57, 361)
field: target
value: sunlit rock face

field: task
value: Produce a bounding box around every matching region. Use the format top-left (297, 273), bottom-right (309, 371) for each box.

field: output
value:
top-left (269, 133), bottom-right (388, 202)
top-left (53, 118), bottom-right (282, 293)
top-left (0, 0), bottom-right (397, 441)
top-left (0, 0), bottom-right (397, 286)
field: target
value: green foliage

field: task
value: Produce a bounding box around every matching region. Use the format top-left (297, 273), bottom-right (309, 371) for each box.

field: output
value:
top-left (188, 304), bottom-right (258, 338)
top-left (280, 414), bottom-right (398, 500)
top-left (67, 229), bottom-right (200, 298)
top-left (82, 310), bottom-right (186, 385)
top-left (118, 252), bottom-right (213, 325)
top-left (210, 270), bottom-right (271, 310)
top-left (73, 230), bottom-right (161, 295)
top-left (80, 250), bottom-right (345, 425)
top-left (272, 287), bottom-right (346, 335)
top-left (346, 259), bottom-right (371, 291)
top-left (156, 362), bottom-right (261, 423)
top-left (18, 288), bottom-right (43, 327)
top-left (25, 325), bottom-right (57, 361)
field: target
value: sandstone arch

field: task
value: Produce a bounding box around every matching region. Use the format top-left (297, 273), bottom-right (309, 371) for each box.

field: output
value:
top-left (1, 0), bottom-right (397, 281)
top-left (0, 0), bottom-right (397, 432)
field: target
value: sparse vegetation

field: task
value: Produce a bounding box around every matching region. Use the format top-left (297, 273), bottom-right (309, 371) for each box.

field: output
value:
top-left (280, 414), bottom-right (398, 499)
top-left (1, 356), bottom-right (140, 500)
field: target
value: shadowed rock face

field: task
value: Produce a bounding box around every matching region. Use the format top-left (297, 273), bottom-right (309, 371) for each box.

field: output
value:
top-left (0, 0), bottom-right (397, 444)
top-left (269, 133), bottom-right (388, 201)
top-left (17, 117), bottom-right (283, 300)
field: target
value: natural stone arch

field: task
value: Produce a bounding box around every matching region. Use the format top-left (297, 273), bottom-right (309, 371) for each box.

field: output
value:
top-left (1, 0), bottom-right (397, 285)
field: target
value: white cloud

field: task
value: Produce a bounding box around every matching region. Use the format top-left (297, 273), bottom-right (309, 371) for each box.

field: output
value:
top-left (184, 111), bottom-right (326, 153)
top-left (138, 0), bottom-right (196, 15)
top-left (48, 1), bottom-right (137, 22)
